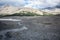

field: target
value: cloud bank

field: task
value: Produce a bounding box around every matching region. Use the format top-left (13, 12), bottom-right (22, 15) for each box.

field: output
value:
top-left (0, 0), bottom-right (60, 9)
top-left (0, 0), bottom-right (25, 7)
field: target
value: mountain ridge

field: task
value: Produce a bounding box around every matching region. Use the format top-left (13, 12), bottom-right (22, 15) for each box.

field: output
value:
top-left (0, 5), bottom-right (44, 15)
top-left (0, 5), bottom-right (60, 16)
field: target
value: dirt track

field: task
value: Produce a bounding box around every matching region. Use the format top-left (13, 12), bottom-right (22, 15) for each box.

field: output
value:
top-left (0, 16), bottom-right (60, 40)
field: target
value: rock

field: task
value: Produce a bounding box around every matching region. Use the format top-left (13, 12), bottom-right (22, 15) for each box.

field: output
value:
top-left (0, 16), bottom-right (60, 40)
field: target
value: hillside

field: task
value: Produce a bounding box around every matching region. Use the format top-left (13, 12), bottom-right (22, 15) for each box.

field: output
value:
top-left (0, 5), bottom-right (20, 15)
top-left (0, 5), bottom-right (60, 16)
top-left (42, 8), bottom-right (60, 15)
top-left (0, 5), bottom-right (43, 15)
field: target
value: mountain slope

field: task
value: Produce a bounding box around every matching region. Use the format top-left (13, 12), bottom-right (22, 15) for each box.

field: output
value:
top-left (0, 5), bottom-right (20, 15)
top-left (42, 8), bottom-right (60, 15)
top-left (0, 5), bottom-right (60, 16)
top-left (0, 5), bottom-right (44, 15)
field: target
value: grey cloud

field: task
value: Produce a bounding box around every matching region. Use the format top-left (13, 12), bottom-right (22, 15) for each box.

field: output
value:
top-left (55, 3), bottom-right (60, 8)
top-left (0, 0), bottom-right (25, 7)
top-left (0, 0), bottom-right (60, 9)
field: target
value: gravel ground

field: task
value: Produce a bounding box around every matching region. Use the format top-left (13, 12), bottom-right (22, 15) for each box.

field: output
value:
top-left (0, 16), bottom-right (60, 40)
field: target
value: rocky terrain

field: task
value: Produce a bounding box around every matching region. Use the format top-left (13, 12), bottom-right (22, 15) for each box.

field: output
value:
top-left (0, 5), bottom-right (43, 15)
top-left (0, 16), bottom-right (60, 40)
top-left (0, 5), bottom-right (20, 15)
top-left (0, 5), bottom-right (60, 16)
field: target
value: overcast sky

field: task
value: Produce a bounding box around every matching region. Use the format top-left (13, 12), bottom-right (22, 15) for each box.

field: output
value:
top-left (0, 0), bottom-right (60, 9)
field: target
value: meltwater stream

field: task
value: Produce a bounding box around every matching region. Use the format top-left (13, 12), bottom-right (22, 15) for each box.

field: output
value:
top-left (0, 19), bottom-right (21, 21)
top-left (0, 19), bottom-right (28, 40)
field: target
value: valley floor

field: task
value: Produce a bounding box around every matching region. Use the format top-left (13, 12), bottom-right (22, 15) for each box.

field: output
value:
top-left (0, 16), bottom-right (60, 40)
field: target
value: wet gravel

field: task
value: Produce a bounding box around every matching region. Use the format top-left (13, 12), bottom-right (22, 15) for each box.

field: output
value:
top-left (0, 16), bottom-right (60, 40)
